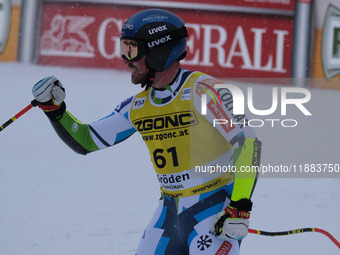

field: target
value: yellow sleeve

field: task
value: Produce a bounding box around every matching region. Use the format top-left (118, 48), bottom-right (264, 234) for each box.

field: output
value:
top-left (231, 137), bottom-right (262, 201)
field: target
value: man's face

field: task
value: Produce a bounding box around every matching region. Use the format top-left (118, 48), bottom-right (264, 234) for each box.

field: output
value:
top-left (123, 55), bottom-right (149, 85)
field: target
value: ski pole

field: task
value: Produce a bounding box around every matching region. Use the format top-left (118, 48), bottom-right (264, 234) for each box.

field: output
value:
top-left (248, 227), bottom-right (340, 249)
top-left (0, 100), bottom-right (39, 132)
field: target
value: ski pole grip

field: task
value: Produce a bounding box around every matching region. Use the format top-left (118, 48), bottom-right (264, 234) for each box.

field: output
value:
top-left (31, 99), bottom-right (39, 107)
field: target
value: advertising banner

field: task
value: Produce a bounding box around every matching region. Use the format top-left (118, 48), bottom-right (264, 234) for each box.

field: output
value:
top-left (38, 1), bottom-right (295, 79)
top-left (83, 0), bottom-right (295, 12)
top-left (0, 0), bottom-right (20, 61)
top-left (312, 0), bottom-right (340, 89)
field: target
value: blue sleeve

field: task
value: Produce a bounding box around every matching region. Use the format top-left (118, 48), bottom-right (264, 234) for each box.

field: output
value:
top-left (88, 96), bottom-right (137, 149)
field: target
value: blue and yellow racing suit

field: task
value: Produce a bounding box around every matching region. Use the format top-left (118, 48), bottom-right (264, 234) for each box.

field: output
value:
top-left (47, 68), bottom-right (261, 255)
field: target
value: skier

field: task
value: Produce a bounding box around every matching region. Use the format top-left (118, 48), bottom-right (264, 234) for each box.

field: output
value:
top-left (32, 9), bottom-right (261, 255)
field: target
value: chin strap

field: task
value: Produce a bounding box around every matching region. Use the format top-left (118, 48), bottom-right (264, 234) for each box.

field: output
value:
top-left (141, 70), bottom-right (155, 91)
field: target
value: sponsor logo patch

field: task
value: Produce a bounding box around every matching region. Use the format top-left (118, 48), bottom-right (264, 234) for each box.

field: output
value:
top-left (148, 35), bottom-right (172, 48)
top-left (215, 241), bottom-right (232, 255)
top-left (148, 25), bottom-right (167, 35)
top-left (181, 88), bottom-right (192, 101)
top-left (132, 97), bottom-right (146, 110)
top-left (208, 99), bottom-right (235, 134)
top-left (72, 122), bottom-right (79, 132)
top-left (197, 235), bottom-right (212, 251)
top-left (133, 111), bottom-right (198, 133)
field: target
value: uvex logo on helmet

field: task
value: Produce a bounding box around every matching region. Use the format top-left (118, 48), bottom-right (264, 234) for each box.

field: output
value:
top-left (148, 35), bottom-right (172, 48)
top-left (148, 25), bottom-right (168, 35)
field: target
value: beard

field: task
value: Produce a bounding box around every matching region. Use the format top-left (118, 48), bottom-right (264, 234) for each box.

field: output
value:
top-left (129, 63), bottom-right (149, 85)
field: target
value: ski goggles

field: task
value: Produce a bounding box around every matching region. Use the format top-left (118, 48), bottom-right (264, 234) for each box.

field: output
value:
top-left (120, 38), bottom-right (146, 62)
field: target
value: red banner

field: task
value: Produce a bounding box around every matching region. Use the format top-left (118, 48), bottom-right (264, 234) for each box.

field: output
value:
top-left (115, 0), bottom-right (295, 11)
top-left (38, 2), bottom-right (294, 78)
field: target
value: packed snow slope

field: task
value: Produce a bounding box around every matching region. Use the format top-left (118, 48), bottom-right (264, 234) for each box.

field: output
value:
top-left (0, 62), bottom-right (339, 254)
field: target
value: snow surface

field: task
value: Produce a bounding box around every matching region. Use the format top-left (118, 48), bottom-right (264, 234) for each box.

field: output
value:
top-left (0, 62), bottom-right (339, 254)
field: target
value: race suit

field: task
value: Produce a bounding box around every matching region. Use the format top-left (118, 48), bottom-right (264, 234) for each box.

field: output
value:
top-left (47, 68), bottom-right (261, 255)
